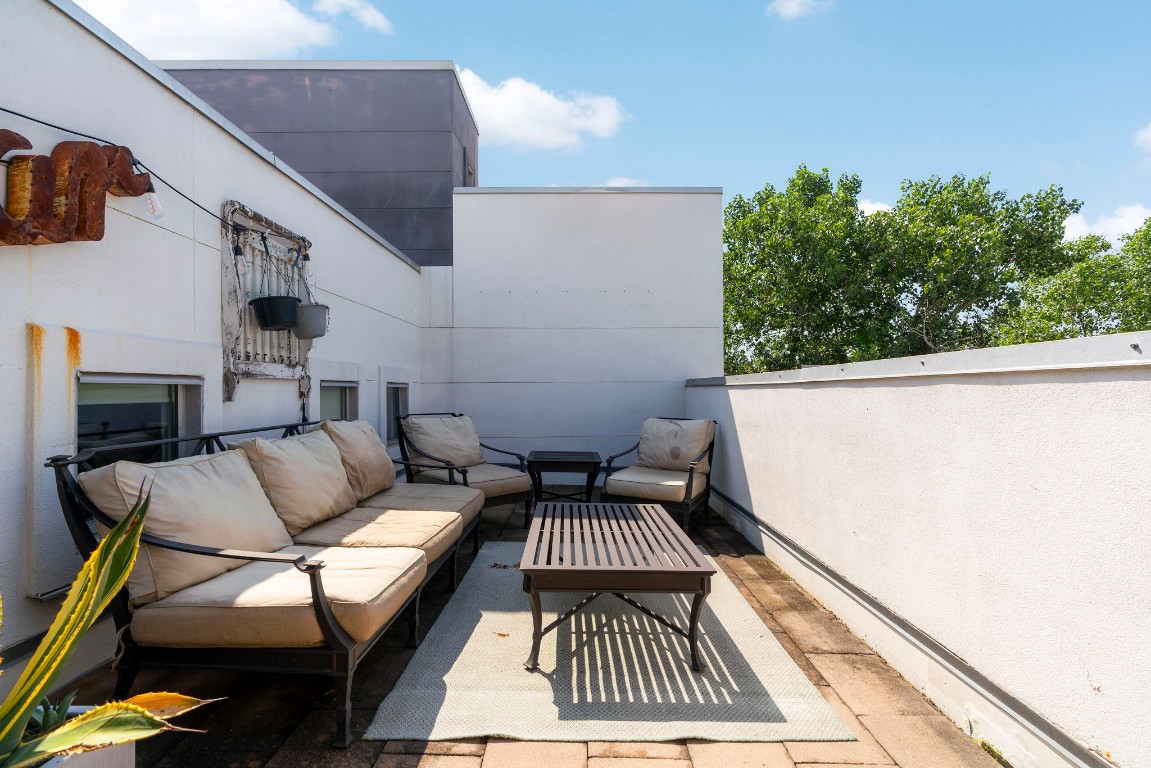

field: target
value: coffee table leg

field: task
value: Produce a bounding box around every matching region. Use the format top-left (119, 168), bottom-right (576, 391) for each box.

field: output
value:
top-left (688, 581), bottom-right (711, 672)
top-left (524, 586), bottom-right (543, 670)
top-left (584, 466), bottom-right (597, 501)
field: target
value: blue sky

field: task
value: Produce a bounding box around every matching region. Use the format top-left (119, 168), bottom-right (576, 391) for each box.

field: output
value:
top-left (78, 0), bottom-right (1151, 240)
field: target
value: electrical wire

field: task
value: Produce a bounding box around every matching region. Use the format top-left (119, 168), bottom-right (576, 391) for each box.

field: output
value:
top-left (0, 105), bottom-right (117, 146)
top-left (0, 103), bottom-right (323, 297)
top-left (0, 104), bottom-right (307, 246)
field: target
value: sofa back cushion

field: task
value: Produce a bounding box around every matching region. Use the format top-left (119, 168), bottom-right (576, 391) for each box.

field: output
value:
top-left (636, 418), bottom-right (716, 473)
top-left (78, 450), bottom-right (293, 606)
top-left (402, 415), bottom-right (485, 468)
top-left (234, 430), bottom-right (357, 535)
top-left (320, 419), bottom-right (396, 500)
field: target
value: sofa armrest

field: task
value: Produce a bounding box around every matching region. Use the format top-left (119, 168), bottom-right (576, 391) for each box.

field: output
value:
top-left (139, 533), bottom-right (317, 570)
top-left (138, 532), bottom-right (356, 650)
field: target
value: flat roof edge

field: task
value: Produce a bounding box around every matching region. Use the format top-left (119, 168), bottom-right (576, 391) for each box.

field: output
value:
top-left (157, 59), bottom-right (480, 144)
top-left (44, 0), bottom-right (420, 273)
top-left (158, 60), bottom-right (458, 71)
top-left (455, 187), bottom-right (723, 195)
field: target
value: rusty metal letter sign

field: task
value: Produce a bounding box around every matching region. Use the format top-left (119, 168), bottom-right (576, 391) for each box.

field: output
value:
top-left (0, 129), bottom-right (152, 245)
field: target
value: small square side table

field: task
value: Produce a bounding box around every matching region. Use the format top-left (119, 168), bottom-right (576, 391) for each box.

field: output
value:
top-left (526, 450), bottom-right (602, 509)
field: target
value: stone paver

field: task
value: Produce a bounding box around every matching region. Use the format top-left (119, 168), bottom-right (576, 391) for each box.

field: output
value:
top-left (808, 655), bottom-right (938, 717)
top-left (384, 740), bottom-right (487, 756)
top-left (858, 716), bottom-right (1002, 768)
top-left (784, 687), bottom-right (893, 765)
top-left (586, 759), bottom-right (690, 768)
top-left (376, 756), bottom-right (483, 768)
top-left (481, 739), bottom-right (587, 768)
top-left (686, 741), bottom-right (794, 768)
top-left (770, 609), bottom-right (873, 655)
top-left (588, 742), bottom-right (689, 759)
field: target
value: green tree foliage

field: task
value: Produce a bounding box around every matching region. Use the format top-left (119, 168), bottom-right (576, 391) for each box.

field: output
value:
top-left (867, 175), bottom-right (1083, 356)
top-left (724, 165), bottom-right (1095, 373)
top-left (723, 166), bottom-right (874, 373)
top-left (993, 222), bottom-right (1151, 343)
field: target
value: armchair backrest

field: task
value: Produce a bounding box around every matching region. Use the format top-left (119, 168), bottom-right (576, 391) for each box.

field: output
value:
top-left (636, 417), bottom-right (717, 474)
top-left (397, 413), bottom-right (485, 469)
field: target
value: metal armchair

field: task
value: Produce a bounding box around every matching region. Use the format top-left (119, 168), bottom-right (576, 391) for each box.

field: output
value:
top-left (602, 417), bottom-right (717, 529)
top-left (395, 412), bottom-right (533, 518)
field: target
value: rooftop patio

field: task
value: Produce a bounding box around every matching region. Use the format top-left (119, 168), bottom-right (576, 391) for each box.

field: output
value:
top-left (71, 491), bottom-right (1000, 768)
top-left (2, 3), bottom-right (1146, 768)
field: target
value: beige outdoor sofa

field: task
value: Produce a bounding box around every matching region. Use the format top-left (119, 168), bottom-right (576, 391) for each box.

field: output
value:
top-left (47, 418), bottom-right (483, 746)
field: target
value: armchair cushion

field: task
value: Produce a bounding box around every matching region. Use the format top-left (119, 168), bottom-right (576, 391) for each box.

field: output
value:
top-left (320, 419), bottom-right (396, 499)
top-left (636, 418), bottom-right (715, 473)
top-left (403, 415), bottom-right (485, 468)
top-left (234, 430), bottom-right (357, 536)
top-left (418, 462), bottom-right (530, 499)
top-left (78, 450), bottom-right (293, 606)
top-left (358, 483), bottom-right (484, 527)
top-left (604, 466), bottom-right (707, 503)
top-left (130, 545), bottom-right (426, 648)
top-left (292, 509), bottom-right (463, 563)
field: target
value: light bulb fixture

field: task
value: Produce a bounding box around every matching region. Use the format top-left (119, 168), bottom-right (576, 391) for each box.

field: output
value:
top-left (144, 180), bottom-right (165, 220)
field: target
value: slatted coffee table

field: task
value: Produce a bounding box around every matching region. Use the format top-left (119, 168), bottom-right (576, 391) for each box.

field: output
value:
top-left (520, 502), bottom-right (716, 672)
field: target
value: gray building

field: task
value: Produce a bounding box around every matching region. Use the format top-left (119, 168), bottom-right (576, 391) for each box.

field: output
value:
top-left (165, 61), bottom-right (478, 266)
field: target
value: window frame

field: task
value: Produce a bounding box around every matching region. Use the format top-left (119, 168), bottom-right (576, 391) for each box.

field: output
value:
top-left (319, 380), bottom-right (359, 422)
top-left (76, 373), bottom-right (204, 462)
top-left (385, 382), bottom-right (409, 445)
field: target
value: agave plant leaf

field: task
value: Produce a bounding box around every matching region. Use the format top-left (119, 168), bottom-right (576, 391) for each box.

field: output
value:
top-left (0, 493), bottom-right (148, 760)
top-left (124, 693), bottom-right (220, 721)
top-left (0, 702), bottom-right (170, 768)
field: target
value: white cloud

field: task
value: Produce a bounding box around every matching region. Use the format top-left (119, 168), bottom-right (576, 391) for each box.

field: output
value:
top-left (74, 0), bottom-right (390, 59)
top-left (766, 0), bottom-right (833, 20)
top-left (1064, 203), bottom-right (1151, 244)
top-left (458, 68), bottom-right (625, 150)
top-left (1134, 122), bottom-right (1151, 154)
top-left (604, 177), bottom-right (650, 187)
top-left (859, 198), bottom-right (892, 215)
top-left (313, 0), bottom-right (391, 33)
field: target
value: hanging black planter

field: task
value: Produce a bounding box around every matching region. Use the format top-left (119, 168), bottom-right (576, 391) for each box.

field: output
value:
top-left (249, 295), bottom-right (301, 331)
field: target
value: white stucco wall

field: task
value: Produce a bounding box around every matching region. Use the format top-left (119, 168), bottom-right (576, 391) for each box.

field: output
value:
top-left (446, 189), bottom-right (724, 461)
top-left (686, 332), bottom-right (1151, 768)
top-left (0, 0), bottom-right (422, 667)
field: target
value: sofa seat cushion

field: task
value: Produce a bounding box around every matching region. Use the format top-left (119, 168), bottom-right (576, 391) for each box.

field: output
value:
top-left (234, 430), bottom-right (357, 536)
top-left (636, 418), bottom-right (716, 473)
top-left (77, 451), bottom-right (293, 606)
top-left (292, 509), bottom-right (463, 563)
top-left (358, 483), bottom-right (484, 527)
top-left (130, 545), bottom-right (426, 648)
top-left (418, 463), bottom-right (530, 499)
top-left (402, 415), bottom-right (485, 468)
top-left (320, 420), bottom-right (396, 500)
top-left (604, 466), bottom-right (708, 503)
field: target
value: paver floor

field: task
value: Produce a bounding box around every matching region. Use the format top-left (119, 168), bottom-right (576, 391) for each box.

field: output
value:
top-left (71, 489), bottom-right (1001, 768)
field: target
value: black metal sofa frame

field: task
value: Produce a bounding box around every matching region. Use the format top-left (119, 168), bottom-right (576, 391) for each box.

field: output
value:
top-left (601, 417), bottom-right (718, 530)
top-left (395, 412), bottom-right (533, 520)
top-left (45, 420), bottom-right (476, 747)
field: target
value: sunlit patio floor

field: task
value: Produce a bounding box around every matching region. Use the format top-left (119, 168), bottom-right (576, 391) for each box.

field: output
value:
top-left (73, 489), bottom-right (1002, 768)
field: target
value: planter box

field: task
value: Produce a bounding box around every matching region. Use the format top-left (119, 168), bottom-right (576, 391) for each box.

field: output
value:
top-left (43, 743), bottom-right (134, 768)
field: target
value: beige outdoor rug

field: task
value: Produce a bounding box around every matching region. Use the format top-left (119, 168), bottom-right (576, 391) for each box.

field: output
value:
top-left (365, 541), bottom-right (853, 742)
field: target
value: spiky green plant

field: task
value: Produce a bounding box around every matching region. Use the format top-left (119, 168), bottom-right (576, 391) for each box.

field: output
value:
top-left (0, 494), bottom-right (214, 767)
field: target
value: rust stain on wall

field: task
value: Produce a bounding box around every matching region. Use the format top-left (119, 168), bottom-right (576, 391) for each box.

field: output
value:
top-left (27, 322), bottom-right (45, 419)
top-left (64, 327), bottom-right (82, 371)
